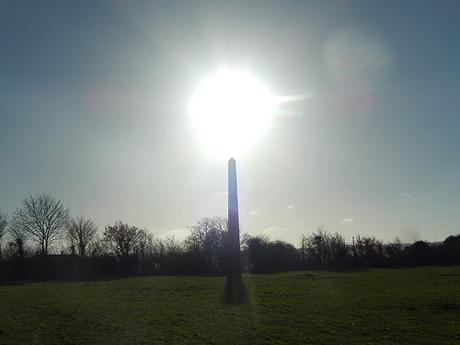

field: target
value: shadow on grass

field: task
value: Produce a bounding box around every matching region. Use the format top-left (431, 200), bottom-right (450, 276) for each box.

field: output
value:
top-left (224, 273), bottom-right (246, 305)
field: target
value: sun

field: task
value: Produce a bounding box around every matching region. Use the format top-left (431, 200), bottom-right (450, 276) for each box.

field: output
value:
top-left (188, 68), bottom-right (278, 158)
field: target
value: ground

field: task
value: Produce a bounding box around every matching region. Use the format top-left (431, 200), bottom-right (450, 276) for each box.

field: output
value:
top-left (0, 266), bottom-right (459, 344)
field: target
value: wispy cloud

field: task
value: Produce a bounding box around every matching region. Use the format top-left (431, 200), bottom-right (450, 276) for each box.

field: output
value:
top-left (285, 204), bottom-right (297, 211)
top-left (401, 192), bottom-right (412, 199)
top-left (155, 227), bottom-right (189, 241)
top-left (250, 210), bottom-right (260, 216)
top-left (341, 218), bottom-right (354, 225)
top-left (263, 226), bottom-right (286, 238)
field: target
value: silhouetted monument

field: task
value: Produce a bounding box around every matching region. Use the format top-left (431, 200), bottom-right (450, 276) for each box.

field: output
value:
top-left (225, 158), bottom-right (245, 304)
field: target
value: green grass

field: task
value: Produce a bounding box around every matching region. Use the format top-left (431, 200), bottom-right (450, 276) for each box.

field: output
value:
top-left (0, 266), bottom-right (459, 344)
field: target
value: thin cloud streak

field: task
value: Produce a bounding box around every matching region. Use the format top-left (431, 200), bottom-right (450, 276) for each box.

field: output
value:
top-left (341, 218), bottom-right (354, 225)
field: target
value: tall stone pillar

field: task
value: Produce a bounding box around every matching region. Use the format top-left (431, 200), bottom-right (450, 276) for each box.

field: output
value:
top-left (225, 158), bottom-right (244, 304)
top-left (227, 158), bottom-right (240, 274)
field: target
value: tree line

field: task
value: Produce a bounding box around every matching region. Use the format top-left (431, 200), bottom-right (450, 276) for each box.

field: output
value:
top-left (0, 193), bottom-right (459, 282)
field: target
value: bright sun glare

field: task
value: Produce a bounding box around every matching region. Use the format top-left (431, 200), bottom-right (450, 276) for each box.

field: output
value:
top-left (189, 68), bottom-right (278, 158)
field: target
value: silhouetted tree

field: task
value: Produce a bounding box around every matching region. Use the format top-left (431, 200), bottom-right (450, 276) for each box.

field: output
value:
top-left (151, 236), bottom-right (186, 274)
top-left (301, 228), bottom-right (350, 268)
top-left (0, 211), bottom-right (7, 260)
top-left (11, 194), bottom-right (70, 255)
top-left (137, 229), bottom-right (157, 274)
top-left (245, 235), bottom-right (270, 273)
top-left (2, 203), bottom-right (460, 281)
top-left (302, 227), bottom-right (332, 268)
top-left (103, 221), bottom-right (142, 259)
top-left (268, 240), bottom-right (299, 272)
top-left (329, 232), bottom-right (349, 266)
top-left (7, 238), bottom-right (25, 261)
top-left (67, 215), bottom-right (97, 258)
top-left (300, 234), bottom-right (308, 267)
top-left (138, 229), bottom-right (153, 257)
top-left (385, 237), bottom-right (404, 265)
top-left (244, 235), bottom-right (299, 273)
top-left (443, 235), bottom-right (460, 264)
top-left (405, 240), bottom-right (431, 265)
top-left (352, 235), bottom-right (384, 266)
top-left (185, 216), bottom-right (227, 273)
top-left (87, 236), bottom-right (107, 257)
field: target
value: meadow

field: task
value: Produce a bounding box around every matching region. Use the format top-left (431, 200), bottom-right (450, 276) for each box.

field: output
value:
top-left (0, 266), bottom-right (459, 345)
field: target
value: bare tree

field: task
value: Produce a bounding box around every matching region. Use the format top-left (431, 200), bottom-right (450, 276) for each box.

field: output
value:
top-left (185, 216), bottom-right (227, 272)
top-left (0, 211), bottom-right (8, 260)
top-left (300, 227), bottom-right (349, 268)
top-left (329, 232), bottom-right (349, 265)
top-left (137, 229), bottom-right (157, 260)
top-left (67, 215), bottom-right (97, 258)
top-left (352, 235), bottom-right (384, 265)
top-left (103, 221), bottom-right (142, 259)
top-left (300, 234), bottom-right (308, 266)
top-left (386, 237), bottom-right (403, 258)
top-left (11, 194), bottom-right (70, 256)
top-left (86, 235), bottom-right (107, 257)
top-left (303, 226), bottom-right (331, 267)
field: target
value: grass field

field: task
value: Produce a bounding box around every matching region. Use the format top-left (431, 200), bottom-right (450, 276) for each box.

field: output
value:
top-left (0, 266), bottom-right (459, 344)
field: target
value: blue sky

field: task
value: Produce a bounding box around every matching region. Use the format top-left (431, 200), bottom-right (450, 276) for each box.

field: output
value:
top-left (1, 0), bottom-right (459, 244)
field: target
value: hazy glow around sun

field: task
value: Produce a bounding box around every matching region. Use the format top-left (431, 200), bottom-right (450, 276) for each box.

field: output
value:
top-left (188, 68), bottom-right (278, 158)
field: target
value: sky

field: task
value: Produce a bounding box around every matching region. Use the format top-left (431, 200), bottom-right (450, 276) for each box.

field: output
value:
top-left (1, 0), bottom-right (459, 245)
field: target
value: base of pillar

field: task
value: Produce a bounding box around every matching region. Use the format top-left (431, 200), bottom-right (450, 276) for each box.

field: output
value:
top-left (224, 273), bottom-right (245, 305)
